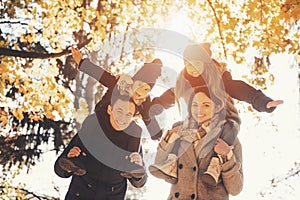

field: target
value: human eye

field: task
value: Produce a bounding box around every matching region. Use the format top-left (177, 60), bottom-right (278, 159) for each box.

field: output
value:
top-left (126, 111), bottom-right (132, 116)
top-left (115, 109), bottom-right (123, 113)
top-left (203, 103), bottom-right (211, 108)
top-left (192, 103), bottom-right (198, 107)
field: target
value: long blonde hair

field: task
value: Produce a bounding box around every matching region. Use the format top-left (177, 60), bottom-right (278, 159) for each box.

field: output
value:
top-left (200, 60), bottom-right (226, 116)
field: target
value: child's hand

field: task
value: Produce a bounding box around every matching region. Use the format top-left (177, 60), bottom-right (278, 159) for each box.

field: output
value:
top-left (129, 152), bottom-right (143, 166)
top-left (67, 146), bottom-right (86, 158)
top-left (214, 138), bottom-right (233, 157)
top-left (71, 46), bottom-right (83, 65)
top-left (266, 100), bottom-right (284, 109)
top-left (163, 126), bottom-right (181, 143)
top-left (117, 74), bottom-right (133, 95)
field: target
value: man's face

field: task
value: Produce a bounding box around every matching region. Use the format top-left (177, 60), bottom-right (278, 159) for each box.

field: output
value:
top-left (185, 60), bottom-right (204, 77)
top-left (131, 81), bottom-right (151, 106)
top-left (190, 92), bottom-right (214, 124)
top-left (107, 99), bottom-right (135, 131)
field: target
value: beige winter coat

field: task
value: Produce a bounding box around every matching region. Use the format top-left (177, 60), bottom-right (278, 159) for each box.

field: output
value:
top-left (154, 131), bottom-right (243, 200)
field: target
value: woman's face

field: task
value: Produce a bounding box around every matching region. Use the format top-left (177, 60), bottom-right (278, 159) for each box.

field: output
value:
top-left (185, 60), bottom-right (204, 77)
top-left (190, 92), bottom-right (214, 124)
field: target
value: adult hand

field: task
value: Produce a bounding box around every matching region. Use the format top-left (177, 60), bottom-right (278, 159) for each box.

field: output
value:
top-left (120, 152), bottom-right (144, 179)
top-left (120, 172), bottom-right (132, 179)
top-left (163, 125), bottom-right (181, 143)
top-left (214, 138), bottom-right (233, 157)
top-left (67, 146), bottom-right (86, 158)
top-left (71, 46), bottom-right (83, 66)
top-left (266, 100), bottom-right (284, 109)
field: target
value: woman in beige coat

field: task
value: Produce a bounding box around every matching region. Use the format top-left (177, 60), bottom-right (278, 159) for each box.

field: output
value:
top-left (149, 86), bottom-right (243, 200)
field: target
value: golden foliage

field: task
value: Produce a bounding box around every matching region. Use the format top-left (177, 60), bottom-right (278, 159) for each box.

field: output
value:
top-left (0, 0), bottom-right (299, 199)
top-left (0, 0), bottom-right (299, 124)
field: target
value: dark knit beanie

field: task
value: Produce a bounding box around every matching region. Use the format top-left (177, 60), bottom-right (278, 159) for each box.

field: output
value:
top-left (132, 58), bottom-right (162, 89)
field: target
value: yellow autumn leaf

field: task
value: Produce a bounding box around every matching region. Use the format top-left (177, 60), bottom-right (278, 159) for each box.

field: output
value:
top-left (45, 104), bottom-right (55, 119)
top-left (28, 25), bottom-right (34, 31)
top-left (54, 105), bottom-right (65, 118)
top-left (12, 108), bottom-right (24, 121)
top-left (0, 63), bottom-right (10, 73)
top-left (16, 84), bottom-right (26, 94)
top-left (0, 115), bottom-right (8, 126)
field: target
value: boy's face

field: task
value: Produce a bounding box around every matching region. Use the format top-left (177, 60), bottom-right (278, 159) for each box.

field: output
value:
top-left (131, 80), bottom-right (151, 106)
top-left (190, 92), bottom-right (214, 124)
top-left (107, 99), bottom-right (135, 131)
top-left (184, 60), bottom-right (204, 77)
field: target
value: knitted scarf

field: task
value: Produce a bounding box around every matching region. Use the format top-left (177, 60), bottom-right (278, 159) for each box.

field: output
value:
top-left (180, 114), bottom-right (226, 159)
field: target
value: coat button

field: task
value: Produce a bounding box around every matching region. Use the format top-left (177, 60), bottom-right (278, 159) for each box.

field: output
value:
top-left (75, 192), bottom-right (80, 197)
top-left (193, 166), bottom-right (196, 171)
top-left (87, 183), bottom-right (92, 188)
top-left (174, 192), bottom-right (180, 198)
top-left (191, 193), bottom-right (195, 199)
top-left (178, 164), bottom-right (183, 169)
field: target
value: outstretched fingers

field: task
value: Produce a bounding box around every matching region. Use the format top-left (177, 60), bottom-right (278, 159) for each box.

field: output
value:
top-left (71, 46), bottom-right (83, 65)
top-left (67, 146), bottom-right (86, 158)
top-left (266, 100), bottom-right (284, 108)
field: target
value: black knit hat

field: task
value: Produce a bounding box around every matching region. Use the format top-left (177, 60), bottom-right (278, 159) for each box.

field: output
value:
top-left (132, 58), bottom-right (162, 89)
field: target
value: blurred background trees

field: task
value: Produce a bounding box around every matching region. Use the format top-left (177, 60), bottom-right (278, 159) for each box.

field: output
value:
top-left (0, 0), bottom-right (299, 199)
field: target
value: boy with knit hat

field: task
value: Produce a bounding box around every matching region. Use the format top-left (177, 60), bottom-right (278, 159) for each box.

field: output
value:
top-left (71, 47), bottom-right (173, 141)
top-left (59, 47), bottom-right (175, 177)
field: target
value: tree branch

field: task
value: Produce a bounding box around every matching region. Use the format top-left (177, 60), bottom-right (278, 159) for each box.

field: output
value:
top-left (271, 167), bottom-right (300, 187)
top-left (120, 22), bottom-right (131, 61)
top-left (206, 0), bottom-right (227, 58)
top-left (0, 185), bottom-right (59, 200)
top-left (0, 38), bottom-right (92, 59)
top-left (0, 20), bottom-right (29, 25)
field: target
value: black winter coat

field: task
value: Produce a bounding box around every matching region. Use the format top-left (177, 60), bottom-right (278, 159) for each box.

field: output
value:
top-left (54, 113), bottom-right (147, 200)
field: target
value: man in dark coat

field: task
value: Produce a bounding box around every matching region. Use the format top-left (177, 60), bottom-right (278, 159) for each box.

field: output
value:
top-left (54, 93), bottom-right (147, 200)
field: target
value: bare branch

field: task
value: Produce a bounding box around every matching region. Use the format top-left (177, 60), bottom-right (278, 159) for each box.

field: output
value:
top-left (206, 0), bottom-right (227, 59)
top-left (0, 39), bottom-right (92, 59)
top-left (0, 185), bottom-right (59, 200)
top-left (120, 22), bottom-right (131, 61)
top-left (271, 167), bottom-right (300, 187)
top-left (0, 20), bottom-right (29, 25)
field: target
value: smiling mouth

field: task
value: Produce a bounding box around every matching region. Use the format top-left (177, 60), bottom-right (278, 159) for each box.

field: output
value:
top-left (116, 120), bottom-right (126, 126)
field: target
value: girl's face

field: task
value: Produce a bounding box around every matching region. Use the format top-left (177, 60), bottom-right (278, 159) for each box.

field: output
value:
top-left (185, 60), bottom-right (204, 77)
top-left (131, 81), bottom-right (151, 106)
top-left (190, 92), bottom-right (214, 124)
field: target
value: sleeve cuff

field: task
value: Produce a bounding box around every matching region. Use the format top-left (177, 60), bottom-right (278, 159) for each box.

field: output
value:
top-left (78, 58), bottom-right (84, 69)
top-left (221, 153), bottom-right (236, 172)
